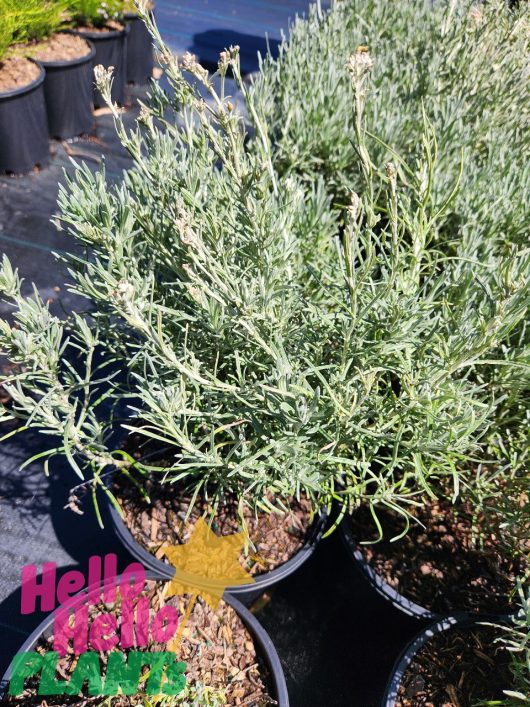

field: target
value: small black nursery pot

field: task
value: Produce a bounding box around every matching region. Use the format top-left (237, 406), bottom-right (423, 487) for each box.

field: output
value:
top-left (383, 615), bottom-right (466, 705)
top-left (382, 613), bottom-right (510, 706)
top-left (107, 489), bottom-right (327, 607)
top-left (0, 572), bottom-right (289, 706)
top-left (340, 516), bottom-right (435, 620)
top-left (125, 11), bottom-right (154, 84)
top-left (340, 508), bottom-right (523, 621)
top-left (71, 25), bottom-right (130, 108)
top-left (39, 40), bottom-right (96, 139)
top-left (0, 62), bottom-right (49, 174)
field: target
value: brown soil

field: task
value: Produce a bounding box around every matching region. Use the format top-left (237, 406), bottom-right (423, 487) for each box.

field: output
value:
top-left (1, 580), bottom-right (273, 706)
top-left (114, 470), bottom-right (314, 577)
top-left (75, 21), bottom-right (125, 34)
top-left (349, 498), bottom-right (528, 615)
top-left (0, 57), bottom-right (40, 93)
top-left (31, 33), bottom-right (91, 63)
top-left (396, 625), bottom-right (512, 706)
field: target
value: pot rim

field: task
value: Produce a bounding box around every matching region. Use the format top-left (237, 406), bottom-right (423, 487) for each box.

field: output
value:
top-left (35, 36), bottom-right (96, 70)
top-left (0, 571), bottom-right (289, 706)
top-left (106, 474), bottom-right (327, 596)
top-left (339, 515), bottom-right (436, 619)
top-left (0, 58), bottom-right (45, 101)
top-left (381, 612), bottom-right (510, 706)
top-left (69, 23), bottom-right (130, 41)
top-left (340, 514), bottom-right (520, 621)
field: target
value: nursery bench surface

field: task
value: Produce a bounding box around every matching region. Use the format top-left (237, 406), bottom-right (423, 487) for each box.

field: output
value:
top-left (157, 0), bottom-right (331, 72)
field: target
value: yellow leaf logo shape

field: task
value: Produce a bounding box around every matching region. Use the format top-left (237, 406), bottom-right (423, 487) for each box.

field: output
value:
top-left (162, 518), bottom-right (255, 649)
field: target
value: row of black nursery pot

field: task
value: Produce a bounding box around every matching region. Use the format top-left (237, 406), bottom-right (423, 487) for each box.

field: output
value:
top-left (0, 478), bottom-right (518, 705)
top-left (340, 507), bottom-right (522, 704)
top-left (0, 14), bottom-right (154, 175)
top-left (85, 483), bottom-right (523, 704)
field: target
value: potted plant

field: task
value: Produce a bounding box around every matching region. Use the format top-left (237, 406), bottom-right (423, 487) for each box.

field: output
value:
top-left (0, 7), bottom-right (527, 608)
top-left (26, 7), bottom-right (96, 140)
top-left (251, 0), bottom-right (529, 620)
top-left (0, 0), bottom-right (50, 173)
top-left (0, 572), bottom-right (288, 706)
top-left (383, 581), bottom-right (530, 705)
top-left (67, 0), bottom-right (129, 107)
top-left (123, 0), bottom-right (154, 85)
top-left (329, 9), bottom-right (529, 622)
top-left (0, 12), bottom-right (336, 602)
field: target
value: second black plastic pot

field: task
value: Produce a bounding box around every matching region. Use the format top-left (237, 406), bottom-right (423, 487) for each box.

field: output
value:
top-left (107, 488), bottom-right (327, 606)
top-left (71, 25), bottom-right (130, 108)
top-left (125, 11), bottom-right (154, 84)
top-left (340, 515), bottom-right (436, 620)
top-left (0, 572), bottom-right (289, 706)
top-left (0, 61), bottom-right (49, 174)
top-left (341, 515), bottom-right (521, 621)
top-left (39, 39), bottom-right (96, 139)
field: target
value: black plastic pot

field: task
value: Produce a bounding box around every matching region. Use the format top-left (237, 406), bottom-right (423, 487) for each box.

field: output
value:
top-left (38, 39), bottom-right (96, 139)
top-left (125, 11), bottom-right (154, 84)
top-left (340, 516), bottom-right (436, 620)
top-left (0, 61), bottom-right (49, 174)
top-left (107, 488), bottom-right (327, 606)
top-left (381, 613), bottom-right (506, 706)
top-left (0, 572), bottom-right (289, 706)
top-left (341, 516), bottom-right (520, 621)
top-left (71, 24), bottom-right (130, 108)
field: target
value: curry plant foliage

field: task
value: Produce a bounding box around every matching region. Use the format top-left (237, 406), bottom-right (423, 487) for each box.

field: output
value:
top-left (479, 583), bottom-right (530, 706)
top-left (0, 4), bottom-right (528, 529)
top-left (251, 0), bottom-right (530, 503)
top-left (252, 0), bottom-right (529, 249)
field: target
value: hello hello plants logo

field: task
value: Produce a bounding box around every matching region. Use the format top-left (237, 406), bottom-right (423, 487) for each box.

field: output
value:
top-left (8, 519), bottom-right (256, 698)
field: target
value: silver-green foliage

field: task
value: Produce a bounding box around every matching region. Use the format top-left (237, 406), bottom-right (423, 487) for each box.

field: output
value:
top-left (0, 5), bottom-right (528, 526)
top-left (479, 582), bottom-right (530, 706)
top-left (252, 0), bottom-right (530, 506)
top-left (252, 0), bottom-right (529, 248)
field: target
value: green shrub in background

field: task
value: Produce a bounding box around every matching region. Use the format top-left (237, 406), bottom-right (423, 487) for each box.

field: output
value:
top-left (0, 1), bottom-right (15, 61)
top-left (0, 0), bottom-right (66, 58)
top-left (67, 0), bottom-right (124, 28)
top-left (252, 0), bottom-right (529, 247)
top-left (7, 0), bottom-right (65, 44)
